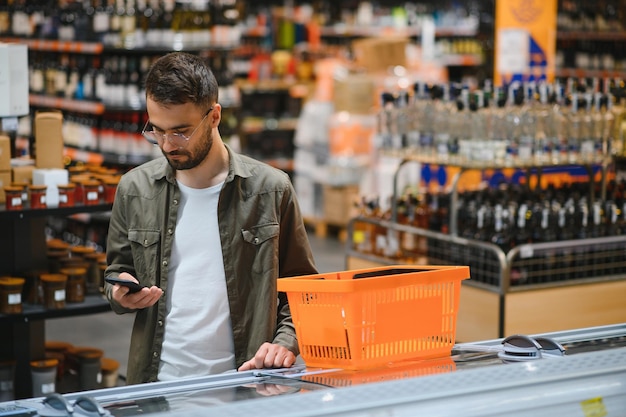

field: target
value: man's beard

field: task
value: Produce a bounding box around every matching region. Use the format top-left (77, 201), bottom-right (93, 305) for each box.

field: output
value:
top-left (163, 130), bottom-right (213, 171)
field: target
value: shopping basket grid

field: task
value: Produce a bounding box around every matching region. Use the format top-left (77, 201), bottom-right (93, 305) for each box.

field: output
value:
top-left (279, 265), bottom-right (470, 369)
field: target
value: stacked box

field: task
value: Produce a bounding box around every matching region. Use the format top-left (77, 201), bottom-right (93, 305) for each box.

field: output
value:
top-left (0, 135), bottom-right (10, 204)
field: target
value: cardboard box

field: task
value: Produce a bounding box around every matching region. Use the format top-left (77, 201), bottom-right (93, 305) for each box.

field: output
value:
top-left (0, 42), bottom-right (29, 117)
top-left (33, 168), bottom-right (69, 207)
top-left (35, 111), bottom-right (64, 169)
top-left (351, 37), bottom-right (408, 72)
top-left (333, 74), bottom-right (375, 115)
top-left (0, 135), bottom-right (10, 171)
top-left (0, 171), bottom-right (11, 204)
top-left (12, 164), bottom-right (35, 184)
top-left (323, 184), bottom-right (360, 226)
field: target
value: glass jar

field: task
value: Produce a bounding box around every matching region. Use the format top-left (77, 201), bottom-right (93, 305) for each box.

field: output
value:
top-left (60, 267), bottom-right (87, 303)
top-left (10, 182), bottom-right (28, 202)
top-left (73, 348), bottom-right (103, 391)
top-left (82, 180), bottom-right (101, 205)
top-left (0, 277), bottom-right (25, 314)
top-left (0, 360), bottom-right (16, 401)
top-left (102, 175), bottom-right (121, 204)
top-left (100, 357), bottom-right (119, 388)
top-left (83, 252), bottom-right (106, 295)
top-left (30, 359), bottom-right (58, 397)
top-left (3, 186), bottom-right (23, 211)
top-left (57, 183), bottom-right (76, 207)
top-left (70, 175), bottom-right (89, 205)
top-left (28, 185), bottom-right (47, 209)
top-left (40, 273), bottom-right (67, 309)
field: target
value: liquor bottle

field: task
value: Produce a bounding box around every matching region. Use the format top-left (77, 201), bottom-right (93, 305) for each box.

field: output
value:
top-left (108, 0), bottom-right (124, 46)
top-left (29, 54), bottom-right (46, 94)
top-left (58, 1), bottom-right (77, 41)
top-left (0, 0), bottom-right (9, 36)
top-left (74, 0), bottom-right (94, 41)
top-left (121, 0), bottom-right (137, 47)
top-left (11, 0), bottom-right (30, 37)
top-left (54, 54), bottom-right (69, 98)
top-left (566, 92), bottom-right (582, 163)
top-left (92, 0), bottom-right (110, 42)
top-left (352, 196), bottom-right (374, 255)
top-left (579, 92), bottom-right (596, 162)
top-left (378, 92), bottom-right (398, 150)
top-left (161, 0), bottom-right (175, 47)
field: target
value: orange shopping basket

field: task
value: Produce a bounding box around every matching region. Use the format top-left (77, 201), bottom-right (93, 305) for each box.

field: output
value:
top-left (278, 265), bottom-right (470, 370)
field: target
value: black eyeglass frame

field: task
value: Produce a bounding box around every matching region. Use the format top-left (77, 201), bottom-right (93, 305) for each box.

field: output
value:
top-left (141, 107), bottom-right (214, 147)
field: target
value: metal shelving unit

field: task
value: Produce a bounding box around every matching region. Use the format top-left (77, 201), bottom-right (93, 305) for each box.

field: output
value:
top-left (345, 153), bottom-right (626, 341)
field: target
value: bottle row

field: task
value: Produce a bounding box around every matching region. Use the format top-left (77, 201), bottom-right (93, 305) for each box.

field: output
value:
top-left (0, 0), bottom-right (490, 49)
top-left (27, 50), bottom-right (238, 109)
top-left (375, 78), bottom-right (626, 167)
top-left (29, 53), bottom-right (151, 107)
top-left (1, 0), bottom-right (245, 48)
top-left (557, 0), bottom-right (625, 32)
top-left (556, 39), bottom-right (626, 73)
top-left (351, 179), bottom-right (626, 285)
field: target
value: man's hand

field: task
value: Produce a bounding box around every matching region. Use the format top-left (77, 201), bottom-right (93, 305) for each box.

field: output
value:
top-left (111, 272), bottom-right (162, 309)
top-left (238, 342), bottom-right (296, 371)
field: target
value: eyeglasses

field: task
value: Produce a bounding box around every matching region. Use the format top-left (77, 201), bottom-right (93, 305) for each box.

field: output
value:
top-left (141, 107), bottom-right (213, 148)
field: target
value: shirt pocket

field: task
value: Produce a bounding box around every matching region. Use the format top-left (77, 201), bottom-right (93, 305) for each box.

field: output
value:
top-left (128, 229), bottom-right (161, 284)
top-left (242, 223), bottom-right (279, 245)
top-left (241, 223), bottom-right (279, 275)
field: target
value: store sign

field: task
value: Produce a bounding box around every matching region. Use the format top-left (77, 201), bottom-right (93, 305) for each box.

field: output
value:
top-left (494, 0), bottom-right (557, 86)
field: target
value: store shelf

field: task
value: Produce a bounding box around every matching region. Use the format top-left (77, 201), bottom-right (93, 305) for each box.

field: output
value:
top-left (29, 95), bottom-right (106, 115)
top-left (557, 30), bottom-right (626, 41)
top-left (555, 67), bottom-right (626, 79)
top-left (439, 53), bottom-right (484, 67)
top-left (0, 196), bottom-right (112, 398)
top-left (0, 202), bottom-right (112, 219)
top-left (0, 37), bottom-right (104, 54)
top-left (380, 149), bottom-right (610, 172)
top-left (319, 25), bottom-right (478, 38)
top-left (345, 216), bottom-right (626, 341)
top-left (240, 117), bottom-right (299, 134)
top-left (0, 295), bottom-right (110, 323)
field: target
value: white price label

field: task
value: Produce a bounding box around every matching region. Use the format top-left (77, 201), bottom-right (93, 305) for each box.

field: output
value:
top-left (54, 289), bottom-right (66, 302)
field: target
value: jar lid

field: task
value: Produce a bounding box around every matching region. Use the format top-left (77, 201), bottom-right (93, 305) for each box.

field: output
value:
top-left (70, 174), bottom-right (92, 183)
top-left (0, 277), bottom-right (25, 287)
top-left (83, 252), bottom-right (106, 261)
top-left (28, 184), bottom-right (47, 191)
top-left (57, 183), bottom-right (76, 189)
top-left (3, 185), bottom-right (23, 192)
top-left (81, 180), bottom-right (101, 187)
top-left (40, 273), bottom-right (68, 283)
top-left (102, 176), bottom-right (121, 185)
top-left (47, 239), bottom-right (70, 250)
top-left (30, 358), bottom-right (59, 370)
top-left (45, 340), bottom-right (74, 352)
top-left (100, 357), bottom-right (120, 372)
top-left (60, 267), bottom-right (87, 276)
top-left (70, 245), bottom-right (96, 255)
top-left (68, 165), bottom-right (87, 172)
top-left (71, 347), bottom-right (104, 360)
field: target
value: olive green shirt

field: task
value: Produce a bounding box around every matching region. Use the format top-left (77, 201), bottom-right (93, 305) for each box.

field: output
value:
top-left (105, 144), bottom-right (317, 384)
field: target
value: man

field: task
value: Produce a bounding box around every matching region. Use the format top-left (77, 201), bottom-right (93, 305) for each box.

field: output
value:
top-left (104, 52), bottom-right (317, 384)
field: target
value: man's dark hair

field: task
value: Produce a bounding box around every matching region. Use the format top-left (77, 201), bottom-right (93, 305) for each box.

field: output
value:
top-left (145, 52), bottom-right (218, 110)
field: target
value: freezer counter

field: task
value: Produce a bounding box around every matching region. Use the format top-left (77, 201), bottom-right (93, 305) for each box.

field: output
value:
top-left (2, 323), bottom-right (626, 417)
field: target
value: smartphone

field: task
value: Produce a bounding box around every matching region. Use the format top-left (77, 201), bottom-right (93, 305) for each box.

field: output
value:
top-left (105, 276), bottom-right (146, 293)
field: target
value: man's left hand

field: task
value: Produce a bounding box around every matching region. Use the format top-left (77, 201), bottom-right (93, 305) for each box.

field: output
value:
top-left (238, 342), bottom-right (296, 371)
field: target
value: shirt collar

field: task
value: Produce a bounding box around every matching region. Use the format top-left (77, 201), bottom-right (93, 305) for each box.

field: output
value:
top-left (149, 143), bottom-right (253, 184)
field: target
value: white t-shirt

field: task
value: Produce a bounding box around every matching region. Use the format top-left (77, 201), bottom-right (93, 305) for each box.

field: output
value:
top-left (158, 180), bottom-right (235, 380)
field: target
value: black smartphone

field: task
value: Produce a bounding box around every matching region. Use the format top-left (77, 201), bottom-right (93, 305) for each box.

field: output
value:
top-left (105, 276), bottom-right (146, 293)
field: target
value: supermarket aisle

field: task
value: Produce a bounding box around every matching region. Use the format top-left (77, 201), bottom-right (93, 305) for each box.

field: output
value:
top-left (45, 232), bottom-right (347, 380)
